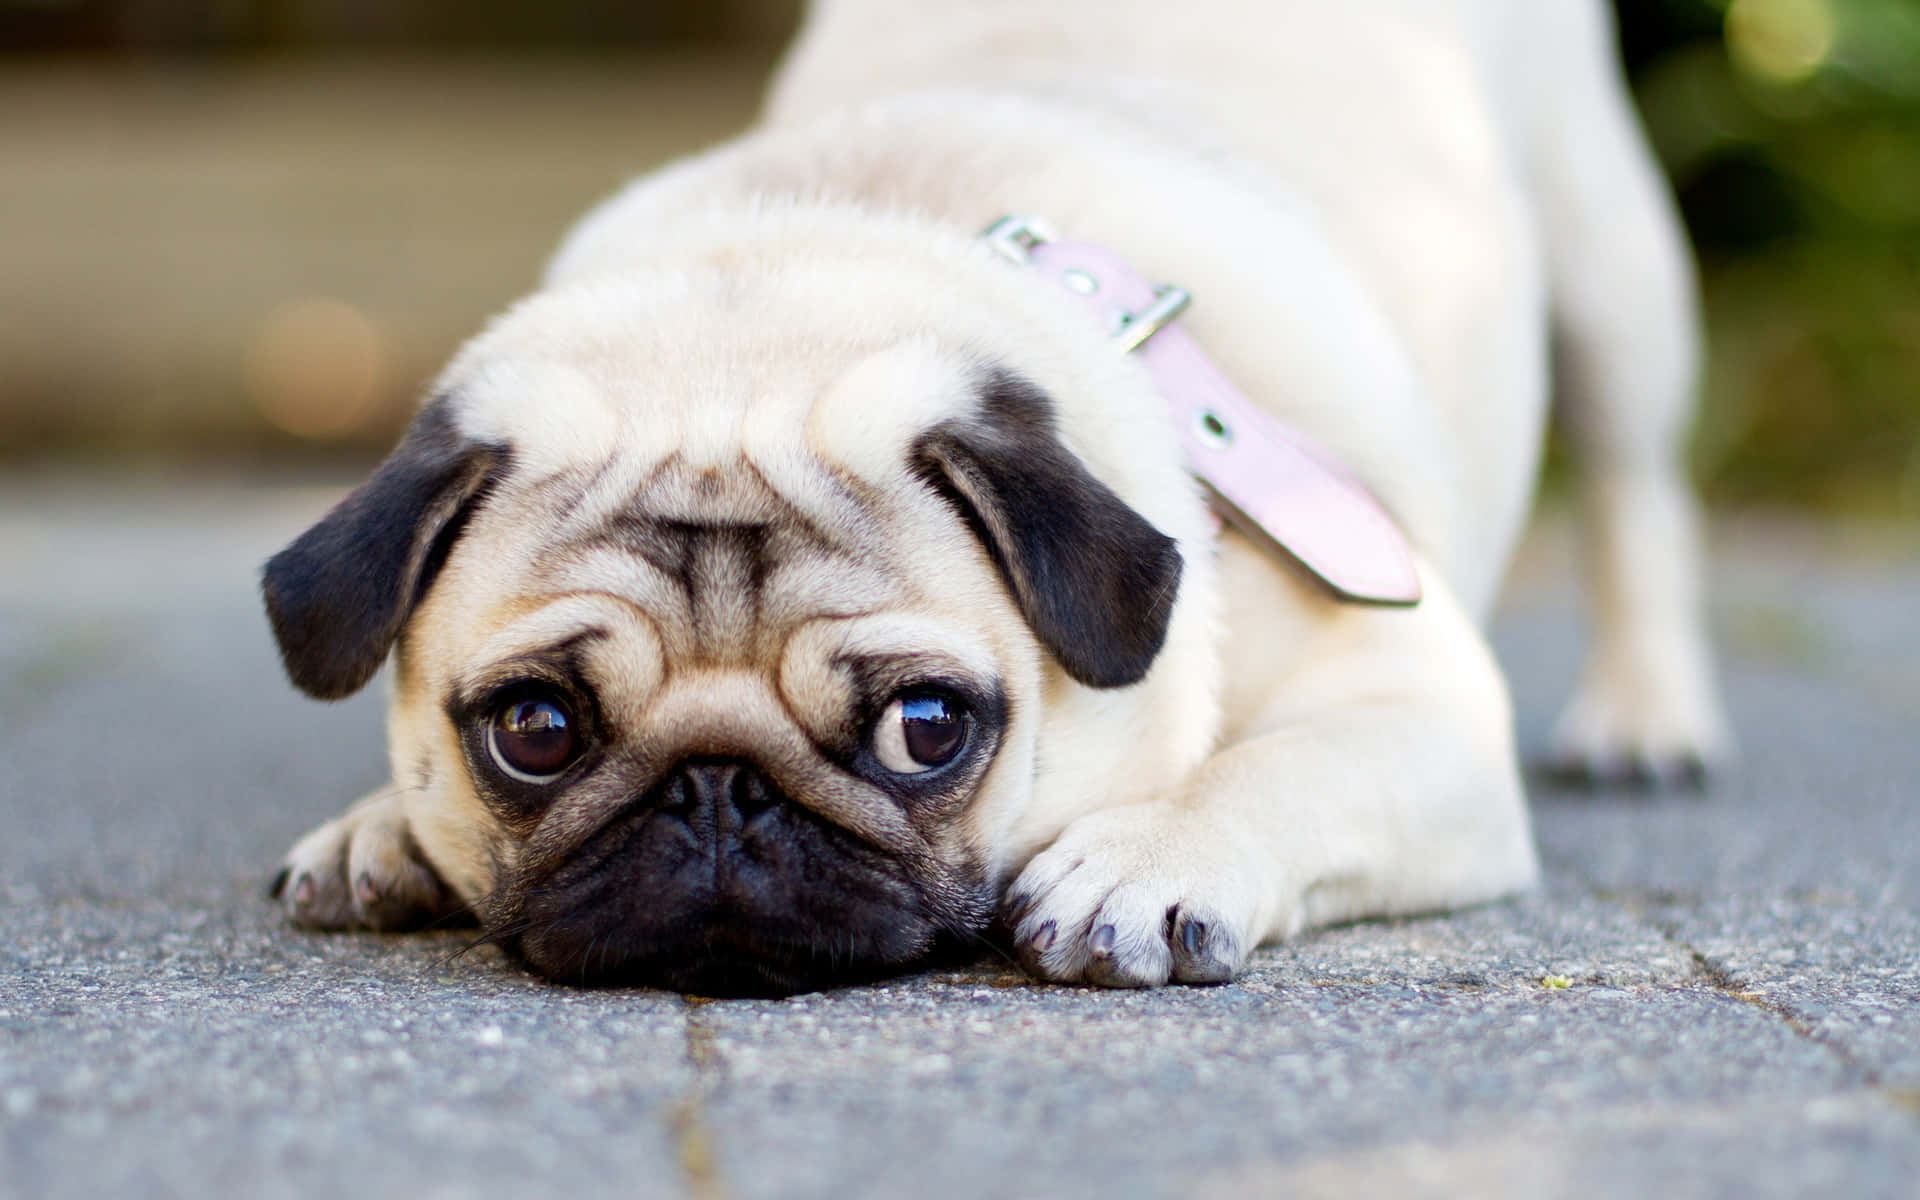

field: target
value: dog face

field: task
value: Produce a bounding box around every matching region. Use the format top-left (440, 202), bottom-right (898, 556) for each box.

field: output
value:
top-left (263, 263), bottom-right (1187, 995)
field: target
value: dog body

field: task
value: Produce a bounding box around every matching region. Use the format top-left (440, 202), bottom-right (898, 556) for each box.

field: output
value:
top-left (268, 0), bottom-right (1727, 992)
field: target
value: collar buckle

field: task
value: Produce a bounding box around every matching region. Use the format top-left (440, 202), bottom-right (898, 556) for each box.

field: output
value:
top-left (984, 216), bottom-right (1191, 353)
top-left (979, 213), bottom-right (1424, 609)
top-left (982, 215), bottom-right (1055, 264)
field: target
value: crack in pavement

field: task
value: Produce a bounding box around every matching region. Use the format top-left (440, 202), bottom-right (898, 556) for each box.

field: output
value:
top-left (1677, 941), bottom-right (1889, 1079)
top-left (1581, 884), bottom-right (1920, 1124)
top-left (672, 997), bottom-right (730, 1200)
top-left (1667, 927), bottom-right (1919, 1125)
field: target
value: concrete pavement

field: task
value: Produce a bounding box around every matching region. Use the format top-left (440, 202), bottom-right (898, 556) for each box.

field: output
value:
top-left (2, 470), bottom-right (1916, 1198)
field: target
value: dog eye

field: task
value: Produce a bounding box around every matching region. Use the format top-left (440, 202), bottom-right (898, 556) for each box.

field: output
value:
top-left (487, 693), bottom-right (580, 783)
top-left (873, 690), bottom-right (968, 774)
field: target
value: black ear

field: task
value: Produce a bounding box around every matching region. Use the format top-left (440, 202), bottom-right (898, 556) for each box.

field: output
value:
top-left (914, 372), bottom-right (1183, 688)
top-left (263, 399), bottom-right (507, 700)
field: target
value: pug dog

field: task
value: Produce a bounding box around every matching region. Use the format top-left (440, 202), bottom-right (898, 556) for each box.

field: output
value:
top-left (265, 0), bottom-right (1729, 995)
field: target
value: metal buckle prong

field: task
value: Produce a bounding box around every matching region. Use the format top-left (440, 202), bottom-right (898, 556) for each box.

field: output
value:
top-left (1112, 285), bottom-right (1191, 353)
top-left (982, 215), bottom-right (1056, 264)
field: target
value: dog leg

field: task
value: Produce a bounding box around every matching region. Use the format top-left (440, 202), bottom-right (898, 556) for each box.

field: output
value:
top-left (1532, 1), bottom-right (1732, 783)
top-left (271, 785), bottom-right (466, 931)
top-left (1007, 566), bottom-right (1538, 986)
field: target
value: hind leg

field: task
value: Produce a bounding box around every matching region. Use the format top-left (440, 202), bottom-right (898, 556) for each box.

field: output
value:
top-left (1534, 2), bottom-right (1732, 783)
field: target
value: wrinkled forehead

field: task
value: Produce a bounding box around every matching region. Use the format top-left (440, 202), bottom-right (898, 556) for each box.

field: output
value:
top-left (439, 274), bottom-right (986, 498)
top-left (433, 316), bottom-right (993, 634)
top-left (411, 280), bottom-right (1052, 679)
top-left (530, 462), bottom-right (908, 668)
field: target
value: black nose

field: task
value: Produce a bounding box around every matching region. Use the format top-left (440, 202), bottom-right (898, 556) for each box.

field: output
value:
top-left (655, 757), bottom-right (782, 838)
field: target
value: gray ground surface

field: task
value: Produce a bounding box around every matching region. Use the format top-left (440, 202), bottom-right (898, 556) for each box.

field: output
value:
top-left (2, 472), bottom-right (1916, 1199)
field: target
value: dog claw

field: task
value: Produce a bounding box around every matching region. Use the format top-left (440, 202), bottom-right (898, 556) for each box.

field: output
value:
top-left (1178, 917), bottom-right (1205, 957)
top-left (267, 867), bottom-right (290, 901)
top-left (1087, 924), bottom-right (1116, 958)
top-left (1169, 912), bottom-right (1237, 984)
top-left (1542, 747), bottom-right (1712, 794)
top-left (1027, 920), bottom-right (1057, 954)
top-left (1673, 754), bottom-right (1709, 790)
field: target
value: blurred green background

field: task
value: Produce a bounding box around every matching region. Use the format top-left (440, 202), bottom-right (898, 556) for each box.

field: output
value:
top-left (1, 0), bottom-right (1915, 517)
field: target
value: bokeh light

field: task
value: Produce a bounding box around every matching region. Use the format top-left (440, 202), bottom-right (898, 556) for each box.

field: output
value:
top-left (245, 298), bottom-right (387, 440)
top-left (1726, 0), bottom-right (1836, 84)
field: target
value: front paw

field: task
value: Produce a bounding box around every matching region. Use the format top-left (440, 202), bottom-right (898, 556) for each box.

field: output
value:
top-left (1004, 805), bottom-right (1269, 987)
top-left (270, 787), bottom-right (464, 932)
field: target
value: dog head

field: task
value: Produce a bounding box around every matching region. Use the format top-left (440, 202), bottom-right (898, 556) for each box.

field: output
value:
top-left (262, 242), bottom-right (1206, 995)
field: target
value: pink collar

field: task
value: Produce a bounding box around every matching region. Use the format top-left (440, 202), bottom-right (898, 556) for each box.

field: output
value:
top-left (984, 216), bottom-right (1422, 607)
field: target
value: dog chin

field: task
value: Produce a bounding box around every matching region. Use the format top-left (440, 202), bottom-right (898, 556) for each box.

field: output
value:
top-left (507, 934), bottom-right (905, 998)
top-left (506, 915), bottom-right (986, 998)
